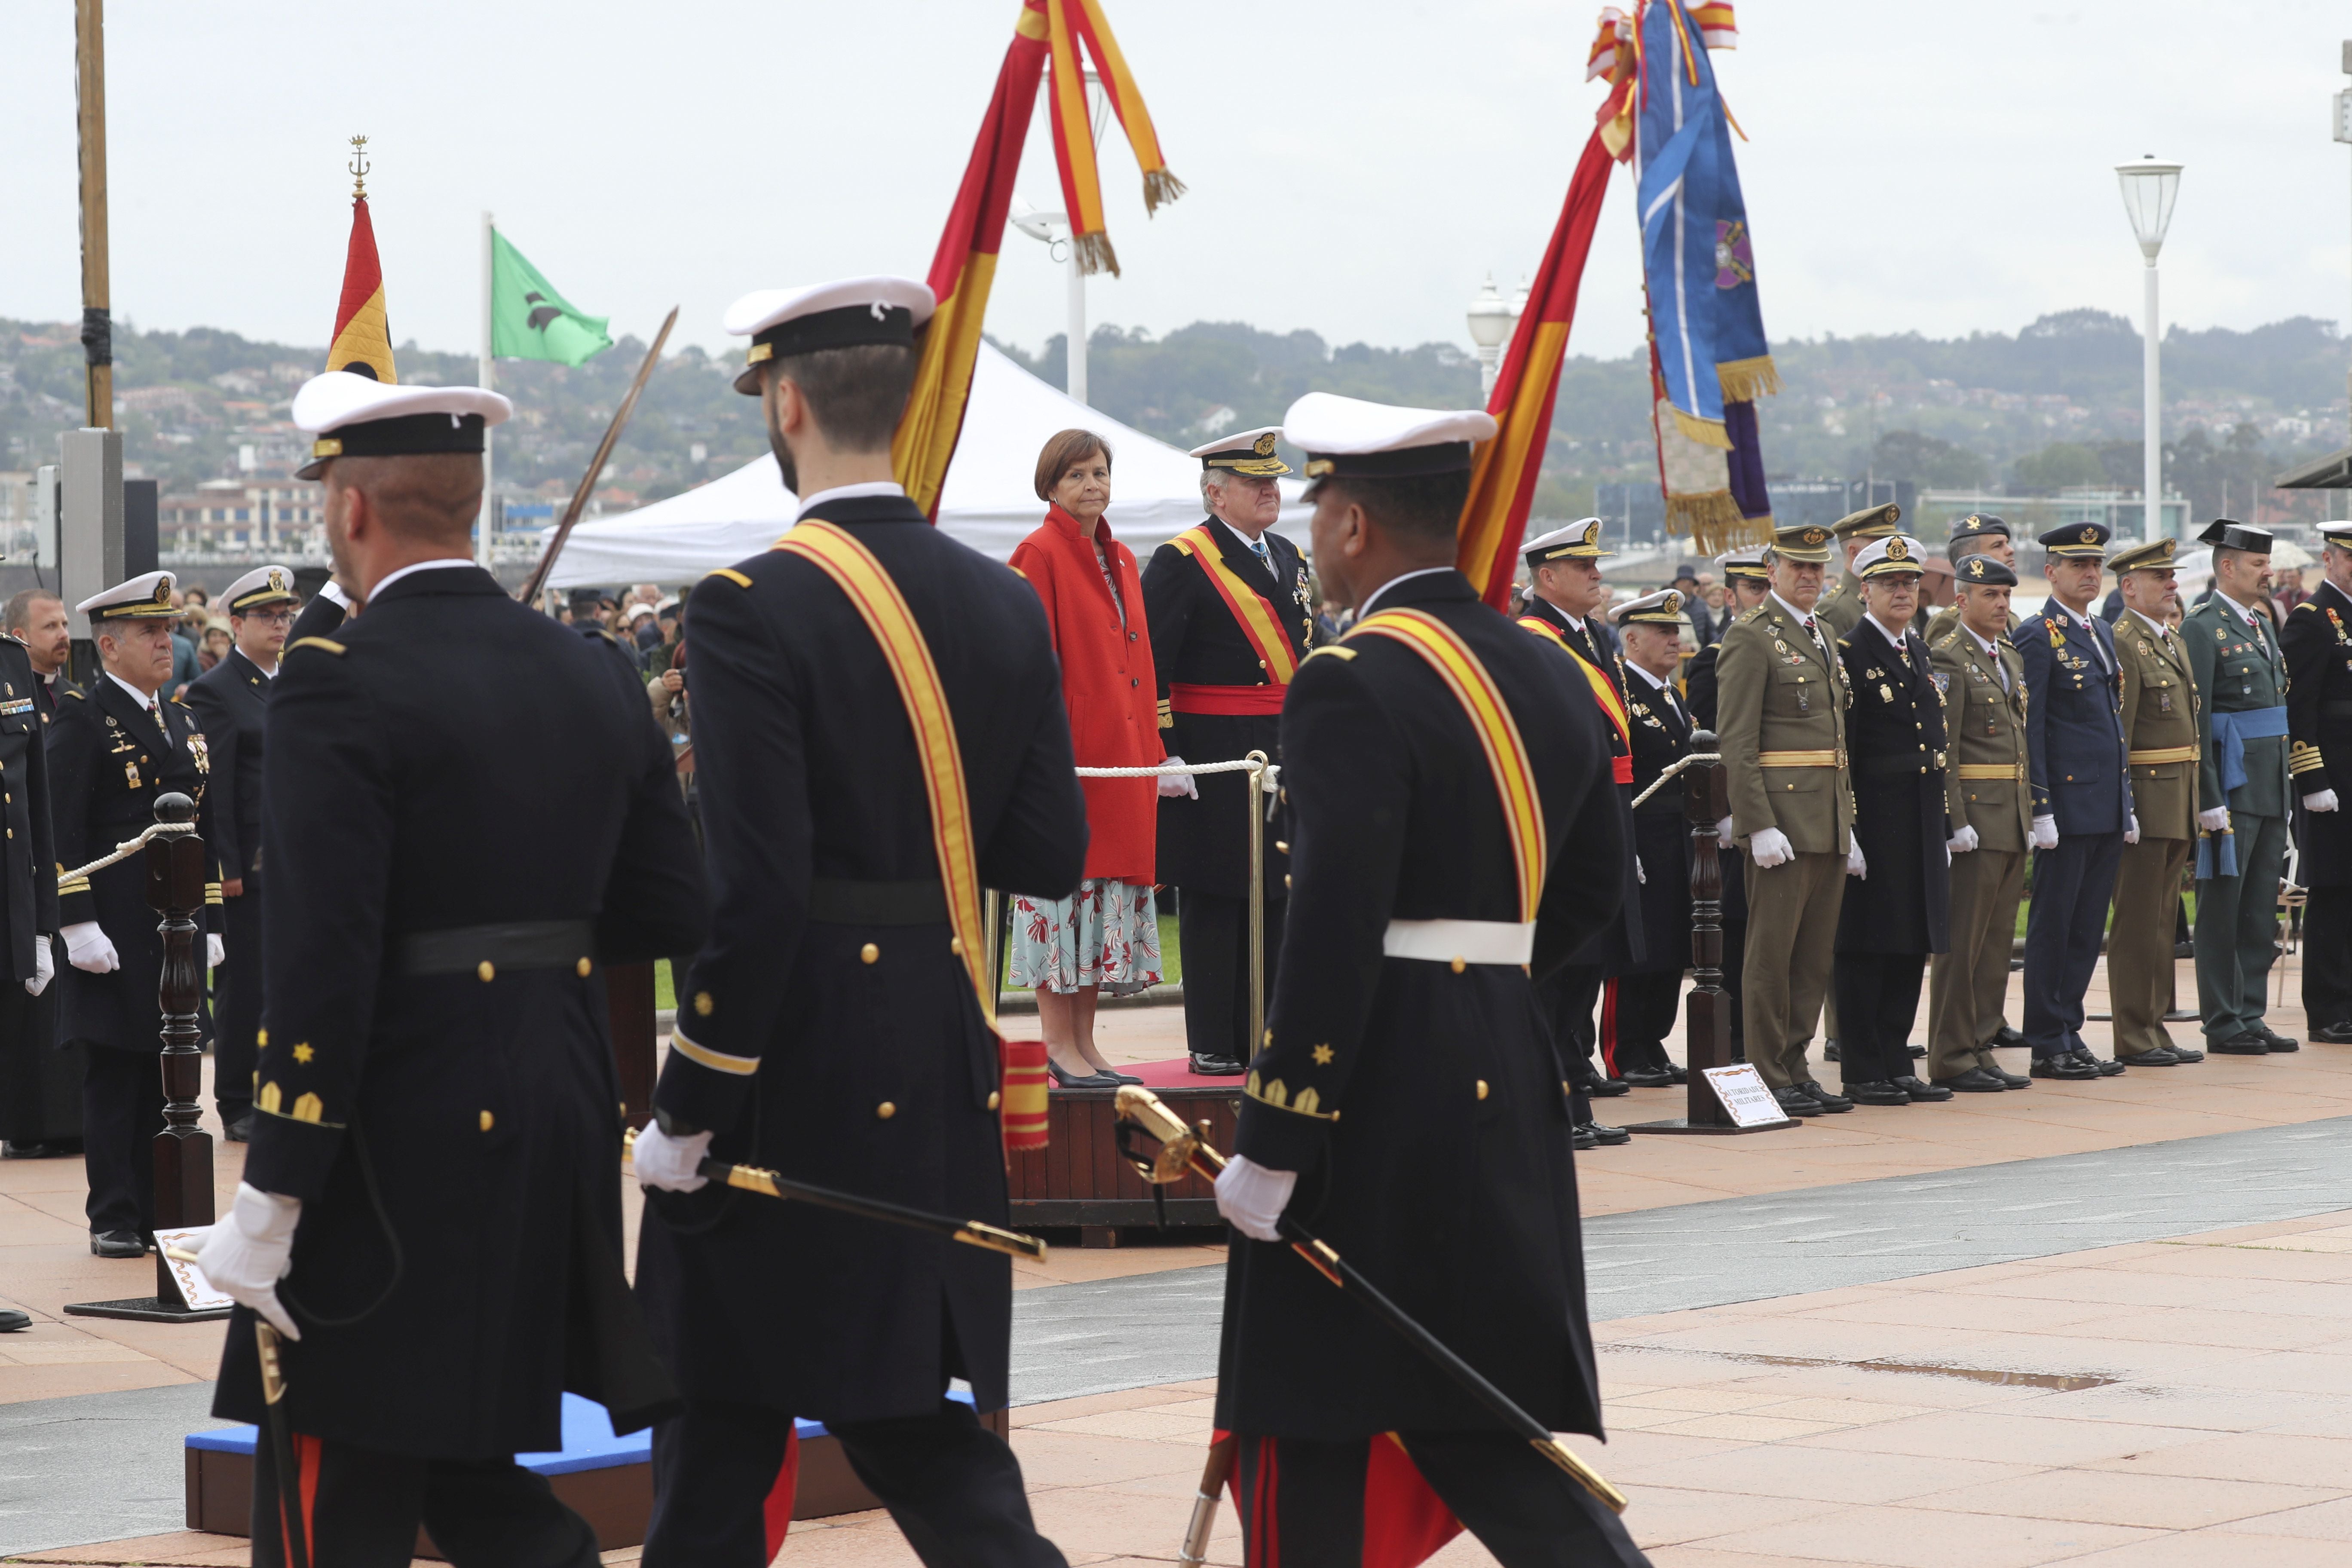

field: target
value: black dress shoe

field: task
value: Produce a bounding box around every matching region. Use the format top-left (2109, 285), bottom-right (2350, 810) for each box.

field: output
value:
top-left (1, 1140), bottom-right (71, 1159)
top-left (90, 1231), bottom-right (146, 1259)
top-left (1578, 1121), bottom-right (1632, 1146)
top-left (1822, 1041), bottom-right (1842, 1063)
top-left (1991, 1025), bottom-right (2028, 1049)
top-left (1589, 1076), bottom-right (1632, 1097)
top-left (2072, 1050), bottom-right (2126, 1076)
top-left (2310, 1022), bottom-right (2352, 1045)
top-left (2030, 1055), bottom-right (2099, 1080)
top-left (1571, 1124), bottom-right (1599, 1150)
top-left (1907, 1043), bottom-right (1928, 1059)
top-left (1187, 1054), bottom-right (1246, 1077)
top-left (1771, 1085), bottom-right (1823, 1117)
top-left (2174, 939), bottom-right (2196, 959)
top-left (1893, 1075), bottom-right (1955, 1102)
top-left (1618, 1067), bottom-right (1678, 1088)
top-left (2256, 1026), bottom-right (2300, 1053)
top-left (223, 1112), bottom-right (254, 1143)
top-left (0, 1309), bottom-right (27, 1332)
top-left (1984, 1063), bottom-right (2033, 1088)
top-left (2209, 1034), bottom-right (2269, 1055)
top-left (1844, 1078), bottom-right (1911, 1106)
top-left (1932, 1067), bottom-right (2009, 1093)
top-left (2121, 1046), bottom-right (2188, 1066)
top-left (1797, 1080), bottom-right (1854, 1112)
top-left (1666, 1062), bottom-right (1689, 1084)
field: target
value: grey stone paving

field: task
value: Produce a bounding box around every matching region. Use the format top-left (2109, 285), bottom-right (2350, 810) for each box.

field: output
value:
top-left (0, 1381), bottom-right (224, 1555)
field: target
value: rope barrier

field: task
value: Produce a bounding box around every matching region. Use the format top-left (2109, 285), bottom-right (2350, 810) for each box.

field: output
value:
top-left (1075, 759), bottom-right (1280, 795)
top-left (58, 821), bottom-right (198, 886)
top-left (1629, 752), bottom-right (1722, 810)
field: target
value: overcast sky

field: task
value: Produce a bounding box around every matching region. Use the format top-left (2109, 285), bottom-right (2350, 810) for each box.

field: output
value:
top-left (3, 1), bottom-right (2350, 377)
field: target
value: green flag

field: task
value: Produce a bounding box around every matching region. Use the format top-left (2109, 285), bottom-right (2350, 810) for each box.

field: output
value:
top-left (490, 229), bottom-right (613, 365)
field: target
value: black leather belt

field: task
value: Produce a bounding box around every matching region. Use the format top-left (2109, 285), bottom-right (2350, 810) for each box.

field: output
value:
top-left (807, 878), bottom-right (947, 925)
top-left (399, 920), bottom-right (596, 976)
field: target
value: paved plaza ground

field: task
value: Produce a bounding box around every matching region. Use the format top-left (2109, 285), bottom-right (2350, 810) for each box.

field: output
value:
top-left (9, 954), bottom-right (2352, 1565)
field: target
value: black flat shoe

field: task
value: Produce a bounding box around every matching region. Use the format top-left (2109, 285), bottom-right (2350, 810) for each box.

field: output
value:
top-left (1187, 1054), bottom-right (1246, 1077)
top-left (1049, 1059), bottom-right (1119, 1088)
top-left (2257, 1027), bottom-right (2300, 1053)
top-left (1893, 1075), bottom-right (1954, 1102)
top-left (2121, 1046), bottom-right (2190, 1066)
top-left (1797, 1080), bottom-right (1854, 1112)
top-left (1907, 1044), bottom-right (1928, 1059)
top-left (1666, 1062), bottom-right (1689, 1084)
top-left (1618, 1067), bottom-right (1677, 1088)
top-left (1991, 1024), bottom-right (2028, 1049)
top-left (0, 1309), bottom-right (27, 1332)
top-left (1577, 1121), bottom-right (1632, 1146)
top-left (1, 1140), bottom-right (72, 1159)
top-left (2310, 1022), bottom-right (2352, 1045)
top-left (1844, 1078), bottom-right (1911, 1106)
top-left (1771, 1085), bottom-right (1823, 1117)
top-left (1571, 1124), bottom-right (1599, 1150)
top-left (223, 1113), bottom-right (254, 1144)
top-left (90, 1231), bottom-right (146, 1259)
top-left (1985, 1064), bottom-right (2033, 1088)
top-left (2209, 1034), bottom-right (2268, 1055)
top-left (1589, 1077), bottom-right (1632, 1097)
top-left (2071, 1050), bottom-right (2126, 1077)
top-left (2030, 1055), bottom-right (2098, 1080)
top-left (1822, 1041), bottom-right (1842, 1063)
top-left (1932, 1068), bottom-right (2009, 1093)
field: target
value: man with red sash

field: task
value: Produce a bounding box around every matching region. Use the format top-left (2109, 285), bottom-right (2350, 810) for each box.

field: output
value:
top-left (1213, 392), bottom-right (1646, 1566)
top-left (1514, 519), bottom-right (1643, 1145)
top-left (630, 278), bottom-right (1088, 1566)
top-left (1144, 429), bottom-right (1318, 1075)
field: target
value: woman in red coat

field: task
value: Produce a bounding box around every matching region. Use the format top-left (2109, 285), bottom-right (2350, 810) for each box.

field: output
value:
top-left (1008, 430), bottom-right (1166, 1085)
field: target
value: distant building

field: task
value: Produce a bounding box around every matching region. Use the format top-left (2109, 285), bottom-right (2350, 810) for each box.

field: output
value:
top-left (159, 479), bottom-right (325, 554)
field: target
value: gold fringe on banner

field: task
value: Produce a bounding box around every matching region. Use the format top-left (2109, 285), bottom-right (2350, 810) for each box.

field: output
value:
top-left (1663, 491), bottom-right (1773, 557)
top-left (1142, 167), bottom-right (1187, 214)
top-left (1715, 355), bottom-right (1781, 403)
top-left (1072, 229), bottom-right (1121, 278)
top-left (1668, 404), bottom-right (1733, 450)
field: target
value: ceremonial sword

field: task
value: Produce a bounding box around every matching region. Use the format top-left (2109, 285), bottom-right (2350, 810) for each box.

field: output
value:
top-left (162, 1245), bottom-right (311, 1568)
top-left (1112, 1084), bottom-right (1628, 1550)
top-left (621, 1128), bottom-right (1047, 1262)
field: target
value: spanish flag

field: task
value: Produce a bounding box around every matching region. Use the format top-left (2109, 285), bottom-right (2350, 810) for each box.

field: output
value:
top-left (1044, 0), bottom-right (1185, 277)
top-left (328, 195), bottom-right (396, 383)
top-left (1454, 131), bottom-right (1614, 610)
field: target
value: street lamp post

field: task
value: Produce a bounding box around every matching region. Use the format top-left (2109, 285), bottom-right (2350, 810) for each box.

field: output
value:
top-left (1467, 274), bottom-right (1515, 400)
top-left (1010, 197), bottom-right (1087, 404)
top-left (2116, 156), bottom-right (2181, 541)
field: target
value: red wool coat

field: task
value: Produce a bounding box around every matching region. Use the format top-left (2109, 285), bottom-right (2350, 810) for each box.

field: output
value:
top-left (1010, 506), bottom-right (1161, 882)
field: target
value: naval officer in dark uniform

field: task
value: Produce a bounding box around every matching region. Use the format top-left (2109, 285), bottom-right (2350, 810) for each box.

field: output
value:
top-left (2018, 523), bottom-right (2132, 1080)
top-left (51, 571), bottom-right (223, 1257)
top-left (2284, 521), bottom-right (2352, 1044)
top-left (193, 372), bottom-right (707, 1566)
top-left (629, 279), bottom-right (1087, 1567)
top-left (1687, 547), bottom-right (1770, 1063)
top-left (0, 623), bottom-right (61, 1167)
top-left (1603, 590), bottom-right (1694, 1088)
top-left (1213, 391), bottom-right (1643, 1566)
top-left (1143, 429), bottom-right (1314, 1075)
top-left (184, 564), bottom-right (298, 1143)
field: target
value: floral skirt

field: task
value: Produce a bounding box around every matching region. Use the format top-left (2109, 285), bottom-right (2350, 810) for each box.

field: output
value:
top-left (1009, 878), bottom-right (1162, 996)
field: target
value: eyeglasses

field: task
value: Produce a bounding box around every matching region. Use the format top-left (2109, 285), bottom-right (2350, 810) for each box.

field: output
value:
top-left (245, 610), bottom-right (297, 626)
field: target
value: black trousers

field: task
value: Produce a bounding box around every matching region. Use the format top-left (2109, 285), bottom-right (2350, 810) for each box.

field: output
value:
top-left (80, 1046), bottom-right (160, 1236)
top-left (1233, 1430), bottom-right (1649, 1568)
top-left (0, 973), bottom-right (80, 1147)
top-left (2022, 831), bottom-right (2123, 1057)
top-left (251, 1429), bottom-right (598, 1568)
top-left (643, 1398), bottom-right (1063, 1568)
top-left (213, 881), bottom-right (263, 1120)
top-left (2304, 887), bottom-right (2352, 1028)
top-left (1834, 951), bottom-right (1929, 1084)
top-left (1601, 974), bottom-right (1679, 1077)
top-left (1178, 890), bottom-right (1285, 1063)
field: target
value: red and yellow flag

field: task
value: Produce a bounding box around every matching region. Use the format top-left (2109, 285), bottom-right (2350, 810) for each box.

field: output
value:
top-left (1044, 0), bottom-right (1184, 276)
top-left (1454, 130), bottom-right (1615, 609)
top-left (328, 195), bottom-right (396, 383)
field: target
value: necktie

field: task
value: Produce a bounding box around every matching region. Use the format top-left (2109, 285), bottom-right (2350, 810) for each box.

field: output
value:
top-left (1248, 538), bottom-right (1272, 573)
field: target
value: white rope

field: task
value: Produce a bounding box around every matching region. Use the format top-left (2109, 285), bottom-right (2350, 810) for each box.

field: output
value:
top-left (58, 821), bottom-right (198, 886)
top-left (1074, 761), bottom-right (1258, 778)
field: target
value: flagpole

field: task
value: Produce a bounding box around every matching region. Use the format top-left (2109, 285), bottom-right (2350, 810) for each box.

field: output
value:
top-left (74, 0), bottom-right (112, 429)
top-left (477, 210), bottom-right (494, 569)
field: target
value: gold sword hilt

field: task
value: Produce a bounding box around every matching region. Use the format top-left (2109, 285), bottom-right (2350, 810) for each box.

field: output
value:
top-left (1114, 1085), bottom-right (1225, 1183)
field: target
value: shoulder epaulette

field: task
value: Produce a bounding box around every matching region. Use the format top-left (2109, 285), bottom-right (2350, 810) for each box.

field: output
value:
top-left (2294, 600), bottom-right (2318, 613)
top-left (1008, 564), bottom-right (1028, 579)
top-left (288, 636), bottom-right (347, 657)
top-left (64, 688), bottom-right (85, 700)
top-left (1305, 644), bottom-right (1358, 662)
top-left (1735, 604), bottom-right (1767, 625)
top-left (0, 632), bottom-right (24, 649)
top-left (707, 568), bottom-right (753, 588)
top-left (1836, 636), bottom-right (1853, 649)
top-left (1932, 632), bottom-right (1957, 649)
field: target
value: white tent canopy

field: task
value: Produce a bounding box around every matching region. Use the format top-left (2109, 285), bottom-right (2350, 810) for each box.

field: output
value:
top-left (545, 341), bottom-right (1305, 589)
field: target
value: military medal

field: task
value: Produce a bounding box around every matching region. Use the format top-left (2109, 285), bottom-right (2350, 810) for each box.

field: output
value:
top-left (1879, 683), bottom-right (1893, 704)
top-left (125, 760), bottom-right (141, 788)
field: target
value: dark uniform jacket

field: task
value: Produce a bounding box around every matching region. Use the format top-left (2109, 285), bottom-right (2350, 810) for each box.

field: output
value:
top-left (2018, 606), bottom-right (2128, 836)
top-left (1685, 642), bottom-right (1724, 732)
top-left (640, 492), bottom-right (1087, 1425)
top-left (284, 590), bottom-right (347, 648)
top-left (1518, 594), bottom-right (1643, 970)
top-left (211, 565), bottom-right (707, 1460)
top-left (1835, 619), bottom-right (1957, 955)
top-left (2187, 593), bottom-right (2290, 819)
top-left (1616, 663), bottom-right (1692, 977)
top-left (2285, 580), bottom-right (2352, 885)
top-left (1219, 571), bottom-right (1625, 1440)
top-left (1142, 519), bottom-right (1313, 899)
top-left (49, 675), bottom-right (220, 1052)
top-left (0, 639), bottom-right (58, 983)
top-left (183, 648), bottom-right (271, 881)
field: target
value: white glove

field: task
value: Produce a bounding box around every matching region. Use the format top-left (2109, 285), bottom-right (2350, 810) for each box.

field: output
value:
top-left (193, 1182), bottom-right (303, 1340)
top-left (206, 934), bottom-right (225, 970)
top-left (61, 922), bottom-right (118, 974)
top-left (631, 1121), bottom-right (713, 1193)
top-left (2305, 790), bottom-right (2340, 814)
top-left (1715, 814), bottom-right (1736, 850)
top-left (1749, 827), bottom-right (1794, 869)
top-left (1157, 757), bottom-right (1198, 800)
top-left (25, 935), bottom-right (51, 997)
top-left (1213, 1153), bottom-right (1297, 1243)
top-left (2031, 815), bottom-right (2059, 851)
top-left (1947, 825), bottom-right (1980, 855)
top-left (2198, 806), bottom-right (2231, 833)
top-left (1846, 841), bottom-right (1868, 879)
top-left (1635, 856), bottom-right (1646, 886)
top-left (2125, 814), bottom-right (2141, 846)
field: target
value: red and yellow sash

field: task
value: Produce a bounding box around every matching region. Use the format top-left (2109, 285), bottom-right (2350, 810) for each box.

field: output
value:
top-left (1170, 524), bottom-right (1298, 688)
top-left (772, 521), bottom-right (1047, 1150)
top-left (1516, 615), bottom-right (1634, 784)
top-left (1348, 609), bottom-right (1546, 923)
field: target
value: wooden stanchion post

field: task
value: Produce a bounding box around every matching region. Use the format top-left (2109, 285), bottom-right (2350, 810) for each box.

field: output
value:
top-left (607, 962), bottom-right (658, 1131)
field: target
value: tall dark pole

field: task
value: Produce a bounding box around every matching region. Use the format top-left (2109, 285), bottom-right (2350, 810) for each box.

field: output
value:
top-left (74, 0), bottom-right (112, 430)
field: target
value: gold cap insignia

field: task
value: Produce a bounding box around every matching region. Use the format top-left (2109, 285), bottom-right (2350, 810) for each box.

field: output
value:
top-left (1967, 558), bottom-right (1986, 578)
top-left (1582, 520), bottom-right (1601, 546)
top-left (745, 342), bottom-right (774, 366)
top-left (1253, 431), bottom-right (1278, 456)
top-left (267, 567), bottom-right (288, 593)
top-left (1661, 590), bottom-right (1683, 613)
top-left (1802, 528), bottom-right (1827, 546)
top-left (2080, 527), bottom-right (2098, 544)
top-left (1886, 538), bottom-right (1911, 562)
top-left (311, 438), bottom-right (343, 459)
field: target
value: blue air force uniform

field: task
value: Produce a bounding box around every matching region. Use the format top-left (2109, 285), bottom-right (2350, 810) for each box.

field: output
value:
top-left (2018, 526), bottom-right (2130, 1067)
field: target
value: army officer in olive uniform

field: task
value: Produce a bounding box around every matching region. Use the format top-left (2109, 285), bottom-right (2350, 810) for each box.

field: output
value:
top-left (1714, 523), bottom-right (1856, 1118)
top-left (2280, 521), bottom-right (2352, 1045)
top-left (1926, 556), bottom-right (2033, 1091)
top-left (2185, 519), bottom-right (2297, 1056)
top-left (2107, 539), bottom-right (2205, 1066)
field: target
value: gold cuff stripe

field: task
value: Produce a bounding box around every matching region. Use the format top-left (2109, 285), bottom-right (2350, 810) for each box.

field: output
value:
top-left (287, 636), bottom-right (346, 657)
top-left (2128, 745), bottom-right (2199, 765)
top-left (1244, 1070), bottom-right (1340, 1122)
top-left (669, 1027), bottom-right (760, 1077)
top-left (1957, 762), bottom-right (2029, 780)
top-left (1758, 749), bottom-right (1845, 768)
top-left (2291, 752), bottom-right (2328, 775)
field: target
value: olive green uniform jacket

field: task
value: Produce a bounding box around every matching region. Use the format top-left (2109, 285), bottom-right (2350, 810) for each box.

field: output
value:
top-left (1715, 599), bottom-right (1854, 856)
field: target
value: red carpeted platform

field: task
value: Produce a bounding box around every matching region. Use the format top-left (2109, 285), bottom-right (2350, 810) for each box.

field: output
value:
top-left (1007, 1058), bottom-right (1242, 1233)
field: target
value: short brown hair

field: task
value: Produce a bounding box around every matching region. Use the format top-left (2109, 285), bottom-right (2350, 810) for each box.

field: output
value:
top-left (3, 589), bottom-right (62, 636)
top-left (327, 451), bottom-right (483, 547)
top-left (1033, 429), bottom-right (1112, 502)
top-left (772, 343), bottom-right (920, 453)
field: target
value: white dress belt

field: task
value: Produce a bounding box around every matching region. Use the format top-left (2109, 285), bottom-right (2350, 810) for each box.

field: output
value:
top-left (1381, 918), bottom-right (1535, 966)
